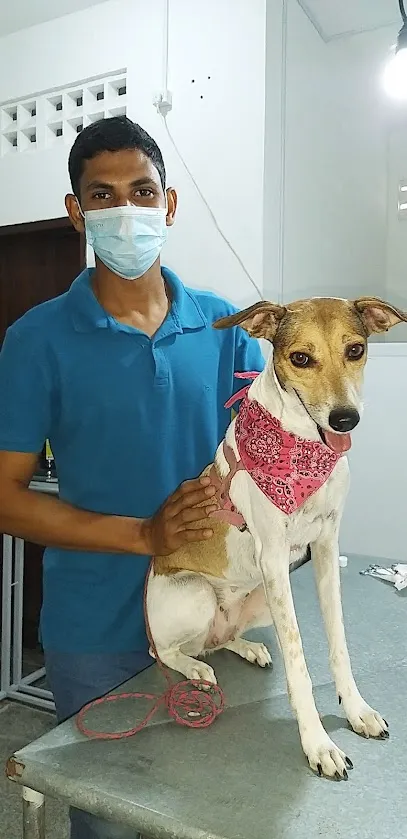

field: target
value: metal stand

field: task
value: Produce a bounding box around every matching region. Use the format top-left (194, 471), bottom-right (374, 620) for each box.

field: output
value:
top-left (1, 534), bottom-right (54, 710)
top-left (23, 787), bottom-right (45, 839)
top-left (1, 481), bottom-right (57, 711)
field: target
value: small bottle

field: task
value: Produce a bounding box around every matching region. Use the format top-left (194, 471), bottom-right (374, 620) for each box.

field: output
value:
top-left (45, 439), bottom-right (55, 481)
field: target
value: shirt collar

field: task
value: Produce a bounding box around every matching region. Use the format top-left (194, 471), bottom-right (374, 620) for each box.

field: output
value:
top-left (67, 266), bottom-right (207, 335)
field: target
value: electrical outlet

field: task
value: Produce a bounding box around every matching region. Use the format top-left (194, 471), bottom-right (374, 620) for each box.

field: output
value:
top-left (154, 90), bottom-right (173, 116)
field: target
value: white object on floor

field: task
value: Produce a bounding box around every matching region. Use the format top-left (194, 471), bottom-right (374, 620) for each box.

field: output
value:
top-left (339, 555), bottom-right (348, 568)
top-left (360, 563), bottom-right (407, 591)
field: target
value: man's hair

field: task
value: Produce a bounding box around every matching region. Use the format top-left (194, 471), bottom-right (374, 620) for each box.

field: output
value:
top-left (68, 116), bottom-right (166, 197)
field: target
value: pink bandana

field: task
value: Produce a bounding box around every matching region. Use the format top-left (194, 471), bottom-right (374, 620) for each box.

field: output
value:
top-left (214, 373), bottom-right (341, 519)
top-left (235, 397), bottom-right (341, 516)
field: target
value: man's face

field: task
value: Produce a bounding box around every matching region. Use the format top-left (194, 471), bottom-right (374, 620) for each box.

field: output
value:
top-left (66, 148), bottom-right (177, 232)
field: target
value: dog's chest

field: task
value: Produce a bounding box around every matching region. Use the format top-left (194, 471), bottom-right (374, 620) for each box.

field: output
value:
top-left (285, 461), bottom-right (346, 546)
top-left (226, 457), bottom-right (346, 573)
top-left (286, 501), bottom-right (325, 551)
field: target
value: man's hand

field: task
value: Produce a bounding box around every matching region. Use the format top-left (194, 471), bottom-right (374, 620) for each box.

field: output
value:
top-left (141, 477), bottom-right (218, 556)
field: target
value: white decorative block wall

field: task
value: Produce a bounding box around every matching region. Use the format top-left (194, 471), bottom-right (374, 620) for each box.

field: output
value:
top-left (0, 70), bottom-right (127, 158)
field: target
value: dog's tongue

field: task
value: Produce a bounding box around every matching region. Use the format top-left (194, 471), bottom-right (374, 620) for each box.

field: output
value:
top-left (323, 431), bottom-right (352, 454)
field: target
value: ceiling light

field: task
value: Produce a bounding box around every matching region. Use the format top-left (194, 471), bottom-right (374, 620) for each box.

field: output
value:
top-left (383, 0), bottom-right (407, 99)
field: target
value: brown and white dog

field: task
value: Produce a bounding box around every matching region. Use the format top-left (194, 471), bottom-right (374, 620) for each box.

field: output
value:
top-left (147, 296), bottom-right (406, 780)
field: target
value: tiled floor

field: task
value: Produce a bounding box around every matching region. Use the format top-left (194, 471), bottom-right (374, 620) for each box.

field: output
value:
top-left (1, 647), bottom-right (68, 837)
top-left (0, 701), bottom-right (69, 838)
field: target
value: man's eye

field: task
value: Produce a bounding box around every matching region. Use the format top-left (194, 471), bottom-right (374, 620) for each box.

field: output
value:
top-left (93, 192), bottom-right (111, 201)
top-left (135, 189), bottom-right (154, 198)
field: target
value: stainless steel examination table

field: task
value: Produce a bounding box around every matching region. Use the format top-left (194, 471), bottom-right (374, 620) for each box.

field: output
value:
top-left (6, 556), bottom-right (407, 839)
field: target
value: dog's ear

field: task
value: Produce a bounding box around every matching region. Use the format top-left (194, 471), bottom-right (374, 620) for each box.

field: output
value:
top-left (354, 297), bottom-right (407, 335)
top-left (213, 302), bottom-right (286, 341)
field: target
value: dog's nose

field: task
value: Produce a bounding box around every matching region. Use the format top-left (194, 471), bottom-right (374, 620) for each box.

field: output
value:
top-left (329, 408), bottom-right (360, 433)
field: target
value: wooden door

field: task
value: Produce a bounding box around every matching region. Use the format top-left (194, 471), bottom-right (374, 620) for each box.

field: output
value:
top-left (0, 218), bottom-right (84, 648)
top-left (0, 219), bottom-right (83, 346)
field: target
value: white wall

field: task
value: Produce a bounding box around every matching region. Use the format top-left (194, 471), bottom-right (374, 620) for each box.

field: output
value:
top-left (341, 343), bottom-right (407, 563)
top-left (262, 7), bottom-right (407, 564)
top-left (279, 3), bottom-right (389, 303)
top-left (262, 0), bottom-right (286, 302)
top-left (385, 124), bottom-right (407, 340)
top-left (0, 0), bottom-right (266, 306)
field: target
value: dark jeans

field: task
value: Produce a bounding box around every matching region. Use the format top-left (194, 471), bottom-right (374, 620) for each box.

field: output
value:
top-left (45, 649), bottom-right (152, 839)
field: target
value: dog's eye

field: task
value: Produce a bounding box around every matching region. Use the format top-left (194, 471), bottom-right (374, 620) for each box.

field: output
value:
top-left (290, 352), bottom-right (311, 368)
top-left (347, 343), bottom-right (365, 360)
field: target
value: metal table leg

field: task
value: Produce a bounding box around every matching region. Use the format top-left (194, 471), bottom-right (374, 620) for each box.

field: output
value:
top-left (23, 787), bottom-right (45, 839)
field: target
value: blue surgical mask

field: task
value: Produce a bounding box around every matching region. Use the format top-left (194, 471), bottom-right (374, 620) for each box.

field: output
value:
top-left (83, 204), bottom-right (168, 280)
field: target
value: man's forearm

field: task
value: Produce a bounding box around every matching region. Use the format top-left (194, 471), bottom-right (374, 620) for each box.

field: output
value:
top-left (0, 487), bottom-right (150, 555)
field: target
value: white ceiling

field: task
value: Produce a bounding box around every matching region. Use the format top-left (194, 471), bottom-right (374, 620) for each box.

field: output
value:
top-left (298, 0), bottom-right (402, 41)
top-left (0, 0), bottom-right (403, 41)
top-left (0, 0), bottom-right (110, 37)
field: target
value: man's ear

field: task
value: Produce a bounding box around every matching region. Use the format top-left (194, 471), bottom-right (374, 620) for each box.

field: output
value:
top-left (213, 302), bottom-right (286, 342)
top-left (165, 187), bottom-right (177, 227)
top-left (65, 194), bottom-right (84, 234)
top-left (354, 297), bottom-right (407, 335)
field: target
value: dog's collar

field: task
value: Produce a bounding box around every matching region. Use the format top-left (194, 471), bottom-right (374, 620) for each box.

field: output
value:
top-left (209, 445), bottom-right (247, 530)
top-left (208, 372), bottom-right (259, 530)
top-left (224, 371), bottom-right (260, 409)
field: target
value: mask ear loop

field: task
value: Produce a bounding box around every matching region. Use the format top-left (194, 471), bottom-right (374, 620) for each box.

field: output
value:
top-left (76, 198), bottom-right (85, 219)
top-left (76, 200), bottom-right (94, 268)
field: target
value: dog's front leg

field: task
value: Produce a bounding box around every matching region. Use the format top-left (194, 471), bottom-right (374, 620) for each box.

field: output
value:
top-left (231, 471), bottom-right (351, 779)
top-left (312, 527), bottom-right (389, 741)
top-left (257, 541), bottom-right (351, 779)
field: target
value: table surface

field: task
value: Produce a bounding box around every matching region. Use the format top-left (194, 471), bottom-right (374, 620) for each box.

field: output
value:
top-left (8, 556), bottom-right (407, 839)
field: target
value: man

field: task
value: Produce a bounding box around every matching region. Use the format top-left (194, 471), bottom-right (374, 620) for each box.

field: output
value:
top-left (0, 116), bottom-right (264, 838)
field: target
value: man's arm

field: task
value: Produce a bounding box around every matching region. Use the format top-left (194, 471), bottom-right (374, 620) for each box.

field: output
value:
top-left (0, 450), bottom-right (217, 557)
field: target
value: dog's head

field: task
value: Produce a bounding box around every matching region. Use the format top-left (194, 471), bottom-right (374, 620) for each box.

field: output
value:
top-left (214, 297), bottom-right (407, 453)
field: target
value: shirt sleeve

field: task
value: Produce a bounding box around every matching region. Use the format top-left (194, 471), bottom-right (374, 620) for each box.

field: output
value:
top-left (0, 325), bottom-right (52, 453)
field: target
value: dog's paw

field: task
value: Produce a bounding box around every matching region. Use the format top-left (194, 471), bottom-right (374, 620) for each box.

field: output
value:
top-left (303, 733), bottom-right (353, 780)
top-left (344, 699), bottom-right (389, 740)
top-left (241, 640), bottom-right (272, 667)
top-left (228, 639), bottom-right (272, 667)
top-left (189, 661), bottom-right (217, 688)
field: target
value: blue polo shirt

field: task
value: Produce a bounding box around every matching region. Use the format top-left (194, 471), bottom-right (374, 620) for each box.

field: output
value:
top-left (0, 267), bottom-right (264, 653)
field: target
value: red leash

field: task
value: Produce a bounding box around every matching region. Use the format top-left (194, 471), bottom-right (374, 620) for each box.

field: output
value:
top-left (76, 561), bottom-right (225, 739)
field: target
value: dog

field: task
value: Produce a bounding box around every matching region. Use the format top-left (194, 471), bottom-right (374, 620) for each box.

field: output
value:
top-left (147, 296), bottom-right (406, 780)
